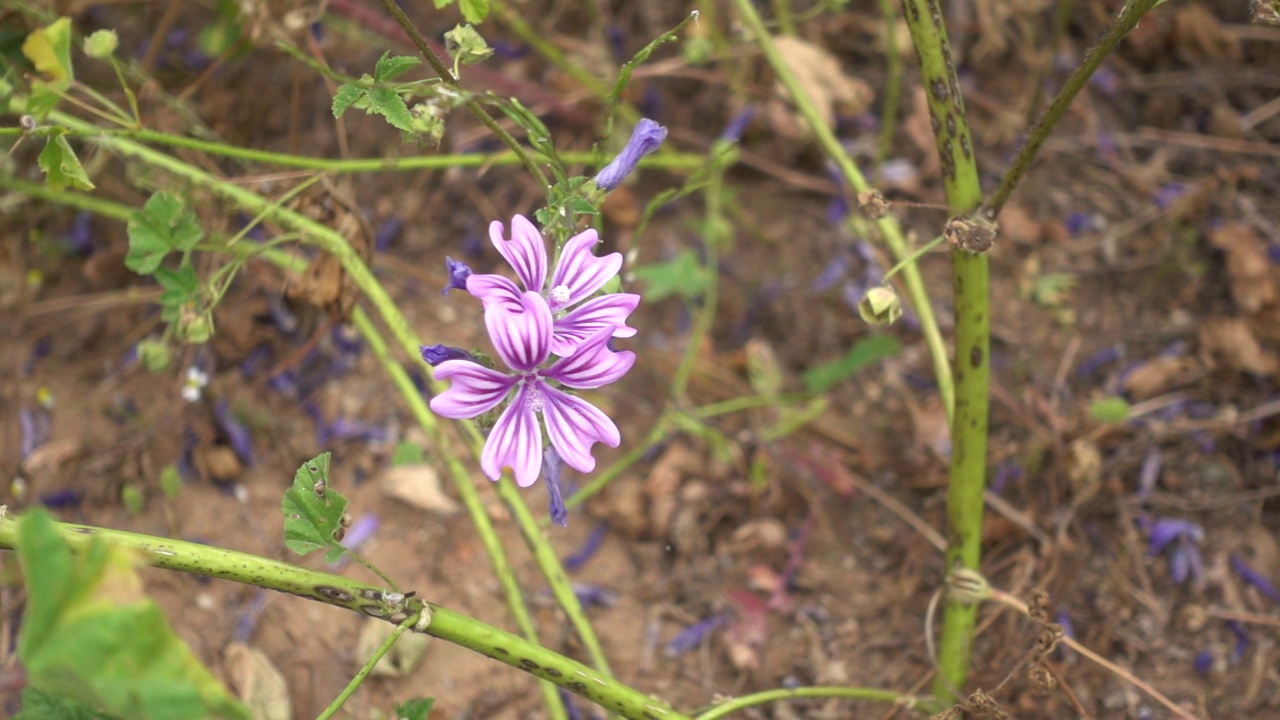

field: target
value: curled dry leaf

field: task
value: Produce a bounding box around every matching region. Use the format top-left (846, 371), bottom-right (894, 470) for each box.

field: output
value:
top-left (1209, 222), bottom-right (1279, 316)
top-left (764, 36), bottom-right (873, 141)
top-left (1200, 317), bottom-right (1279, 376)
top-left (1122, 356), bottom-right (1203, 400)
top-left (225, 642), bottom-right (291, 720)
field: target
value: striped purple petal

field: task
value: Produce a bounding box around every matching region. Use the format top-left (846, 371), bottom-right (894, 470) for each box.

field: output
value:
top-left (428, 360), bottom-right (516, 419)
top-left (481, 383), bottom-right (543, 486)
top-left (543, 328), bottom-right (636, 390)
top-left (551, 293), bottom-right (640, 358)
top-left (490, 215), bottom-right (547, 294)
top-left (466, 273), bottom-right (523, 312)
top-left (548, 229), bottom-right (623, 310)
top-left (486, 292), bottom-right (553, 372)
top-left (540, 382), bottom-right (620, 474)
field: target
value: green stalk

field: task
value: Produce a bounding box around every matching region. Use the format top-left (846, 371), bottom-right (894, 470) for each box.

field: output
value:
top-left (0, 513), bottom-right (689, 720)
top-left (896, 0), bottom-right (985, 703)
top-left (985, 0), bottom-right (1161, 216)
top-left (692, 686), bottom-right (912, 720)
top-left (0, 125), bottom-right (705, 173)
top-left (729, 0), bottom-right (953, 417)
top-left (317, 614), bottom-right (418, 720)
top-left (874, 0), bottom-right (903, 169)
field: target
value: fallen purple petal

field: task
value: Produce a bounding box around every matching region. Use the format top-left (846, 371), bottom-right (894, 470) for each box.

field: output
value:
top-left (1229, 555), bottom-right (1280, 603)
top-left (1076, 344), bottom-right (1123, 377)
top-left (214, 402), bottom-right (255, 466)
top-left (1064, 212), bottom-right (1092, 238)
top-left (20, 406), bottom-right (50, 460)
top-left (1147, 518), bottom-right (1203, 556)
top-left (564, 522), bottom-right (609, 571)
top-left (1193, 650), bottom-right (1213, 674)
top-left (64, 211), bottom-right (94, 253)
top-left (571, 583), bottom-right (618, 609)
top-left (373, 216), bottom-right (404, 253)
top-left (240, 344), bottom-right (272, 378)
top-left (665, 613), bottom-right (728, 657)
top-left (1137, 448), bottom-right (1162, 498)
top-left (39, 489), bottom-right (82, 509)
top-left (1227, 620), bottom-right (1248, 663)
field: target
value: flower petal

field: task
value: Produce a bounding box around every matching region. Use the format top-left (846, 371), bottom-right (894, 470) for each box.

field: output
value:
top-left (466, 273), bottom-right (523, 312)
top-left (540, 382), bottom-right (620, 474)
top-left (551, 293), bottom-right (640, 357)
top-left (543, 327), bottom-right (635, 390)
top-left (549, 229), bottom-right (623, 308)
top-left (485, 291), bottom-right (554, 372)
top-left (428, 360), bottom-right (516, 418)
top-left (490, 215), bottom-right (547, 293)
top-left (482, 384), bottom-right (544, 487)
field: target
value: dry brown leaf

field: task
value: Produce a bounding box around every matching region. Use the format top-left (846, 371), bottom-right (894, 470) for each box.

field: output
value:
top-left (1200, 317), bottom-right (1279, 376)
top-left (764, 36), bottom-right (873, 141)
top-left (381, 463), bottom-right (461, 516)
top-left (1121, 356), bottom-right (1203, 400)
top-left (225, 642), bottom-right (291, 720)
top-left (645, 442), bottom-right (700, 537)
top-left (1208, 222), bottom-right (1279, 315)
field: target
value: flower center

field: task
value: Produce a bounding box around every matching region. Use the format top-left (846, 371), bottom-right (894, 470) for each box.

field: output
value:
top-left (524, 386), bottom-right (545, 413)
top-left (548, 284), bottom-right (571, 309)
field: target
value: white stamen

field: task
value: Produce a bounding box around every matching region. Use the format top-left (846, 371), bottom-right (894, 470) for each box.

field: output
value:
top-left (525, 387), bottom-right (545, 413)
top-left (548, 284), bottom-right (571, 307)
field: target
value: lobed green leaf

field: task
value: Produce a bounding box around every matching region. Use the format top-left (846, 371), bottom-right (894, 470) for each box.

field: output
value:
top-left (281, 452), bottom-right (350, 564)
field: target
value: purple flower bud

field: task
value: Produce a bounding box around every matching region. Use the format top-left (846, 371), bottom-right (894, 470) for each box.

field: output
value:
top-left (544, 447), bottom-right (568, 527)
top-left (419, 344), bottom-right (476, 367)
top-left (1193, 650), bottom-right (1213, 674)
top-left (564, 522), bottom-right (608, 571)
top-left (1229, 555), bottom-right (1280, 603)
top-left (442, 256), bottom-right (473, 296)
top-left (593, 119), bottom-right (667, 191)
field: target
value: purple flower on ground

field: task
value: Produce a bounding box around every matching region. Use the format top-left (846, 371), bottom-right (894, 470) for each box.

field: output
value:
top-left (1229, 554), bottom-right (1280, 603)
top-left (666, 613), bottom-right (728, 657)
top-left (1227, 620), bottom-right (1249, 663)
top-left (1148, 518), bottom-right (1204, 585)
top-left (429, 291), bottom-right (634, 487)
top-left (442, 256), bottom-right (473, 296)
top-left (420, 344), bottom-right (476, 367)
top-left (466, 215), bottom-right (639, 356)
top-left (593, 118), bottom-right (667, 191)
top-left (564, 522), bottom-right (609, 570)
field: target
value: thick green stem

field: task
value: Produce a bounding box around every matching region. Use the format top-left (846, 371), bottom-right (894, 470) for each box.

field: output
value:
top-left (730, 0), bottom-right (953, 417)
top-left (0, 513), bottom-right (688, 720)
top-left (897, 0), bottom-right (986, 703)
top-left (985, 0), bottom-right (1161, 216)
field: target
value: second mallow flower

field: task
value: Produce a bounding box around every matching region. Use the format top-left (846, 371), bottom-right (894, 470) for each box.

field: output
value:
top-left (428, 291), bottom-right (635, 487)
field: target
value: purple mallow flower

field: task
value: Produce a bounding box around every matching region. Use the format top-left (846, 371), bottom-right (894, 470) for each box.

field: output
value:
top-left (466, 215), bottom-right (639, 356)
top-left (593, 118), bottom-right (667, 191)
top-left (429, 291), bottom-right (634, 487)
top-left (442, 256), bottom-right (473, 296)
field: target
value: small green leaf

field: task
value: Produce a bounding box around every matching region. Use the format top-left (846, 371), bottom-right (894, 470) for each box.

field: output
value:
top-left (15, 687), bottom-right (113, 720)
top-left (373, 51), bottom-right (421, 82)
top-left (391, 441), bottom-right (425, 467)
top-left (281, 452), bottom-right (350, 563)
top-left (1089, 396), bottom-right (1130, 424)
top-left (394, 698), bottom-right (436, 720)
top-left (332, 84), bottom-right (364, 118)
top-left (458, 0), bottom-right (490, 23)
top-left (631, 249), bottom-right (710, 302)
top-left (14, 509), bottom-right (250, 720)
top-left (154, 265), bottom-right (199, 322)
top-left (121, 484), bottom-right (145, 516)
top-left (37, 131), bottom-right (95, 192)
top-left (802, 334), bottom-right (902, 393)
top-left (365, 87), bottom-right (415, 131)
top-left (22, 17), bottom-right (74, 85)
top-left (159, 465), bottom-right (183, 500)
top-left (126, 192), bottom-right (203, 275)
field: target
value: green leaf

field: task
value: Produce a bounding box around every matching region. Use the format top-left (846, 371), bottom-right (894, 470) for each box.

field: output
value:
top-left (631, 249), bottom-right (710, 302)
top-left (15, 687), bottom-right (114, 720)
top-left (365, 87), bottom-right (415, 131)
top-left (394, 698), bottom-right (436, 720)
top-left (373, 51), bottom-right (421, 82)
top-left (391, 441), bottom-right (425, 467)
top-left (14, 510), bottom-right (250, 720)
top-left (1089, 396), bottom-right (1130, 424)
top-left (154, 265), bottom-right (200, 323)
top-left (22, 17), bottom-right (74, 85)
top-left (37, 131), bottom-right (95, 192)
top-left (332, 83), bottom-right (364, 118)
top-left (802, 334), bottom-right (902, 393)
top-left (126, 193), bottom-right (204, 275)
top-left (159, 465), bottom-right (183, 500)
top-left (433, 0), bottom-right (452, 8)
top-left (281, 452), bottom-right (350, 564)
top-left (458, 0), bottom-right (490, 23)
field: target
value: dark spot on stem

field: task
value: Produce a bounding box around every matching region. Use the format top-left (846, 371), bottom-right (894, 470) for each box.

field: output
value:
top-left (494, 647), bottom-right (510, 656)
top-left (931, 79), bottom-right (949, 103)
top-left (946, 114), bottom-right (957, 137)
top-left (567, 681), bottom-right (588, 693)
top-left (545, 667), bottom-right (563, 678)
top-left (519, 658), bottom-right (540, 671)
top-left (970, 346), bottom-right (983, 368)
top-left (315, 586), bottom-right (354, 603)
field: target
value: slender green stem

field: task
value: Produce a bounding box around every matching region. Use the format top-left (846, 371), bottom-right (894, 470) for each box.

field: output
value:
top-left (0, 512), bottom-right (688, 720)
top-left (729, 0), bottom-right (953, 418)
top-left (897, 0), bottom-right (985, 704)
top-left (770, 0), bottom-right (797, 35)
top-left (875, 0), bottom-right (902, 169)
top-left (883, 234), bottom-right (946, 282)
top-left (375, 0), bottom-right (550, 189)
top-left (316, 614), bottom-right (417, 720)
top-left (564, 415), bottom-right (673, 512)
top-left (692, 686), bottom-right (914, 720)
top-left (0, 124), bottom-right (705, 173)
top-left (344, 550), bottom-right (400, 593)
top-left (985, 0), bottom-right (1161, 217)
top-left (671, 167), bottom-right (726, 401)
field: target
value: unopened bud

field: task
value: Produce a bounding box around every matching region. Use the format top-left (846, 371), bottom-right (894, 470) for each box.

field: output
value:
top-left (944, 214), bottom-right (998, 254)
top-left (858, 286), bottom-right (902, 326)
top-left (444, 24), bottom-right (493, 66)
top-left (946, 567), bottom-right (992, 605)
top-left (84, 29), bottom-right (119, 58)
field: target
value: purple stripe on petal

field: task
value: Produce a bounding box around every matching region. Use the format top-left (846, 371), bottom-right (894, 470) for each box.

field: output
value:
top-left (550, 229), bottom-right (623, 308)
top-left (429, 361), bottom-right (516, 419)
top-left (541, 383), bottom-right (620, 474)
top-left (486, 292), bottom-right (554, 372)
top-left (551, 293), bottom-right (640, 357)
top-left (482, 385), bottom-right (543, 486)
top-left (466, 273), bottom-right (523, 312)
top-left (490, 215), bottom-right (547, 293)
top-left (544, 328), bottom-right (636, 390)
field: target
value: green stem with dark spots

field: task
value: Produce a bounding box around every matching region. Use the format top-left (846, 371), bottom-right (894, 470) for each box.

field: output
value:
top-left (897, 0), bottom-right (986, 703)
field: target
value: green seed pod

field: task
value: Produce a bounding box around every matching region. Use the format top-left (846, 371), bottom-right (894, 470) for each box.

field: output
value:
top-left (858, 286), bottom-right (903, 326)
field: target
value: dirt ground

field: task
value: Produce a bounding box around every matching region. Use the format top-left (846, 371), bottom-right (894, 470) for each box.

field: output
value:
top-left (4, 1), bottom-right (1280, 719)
